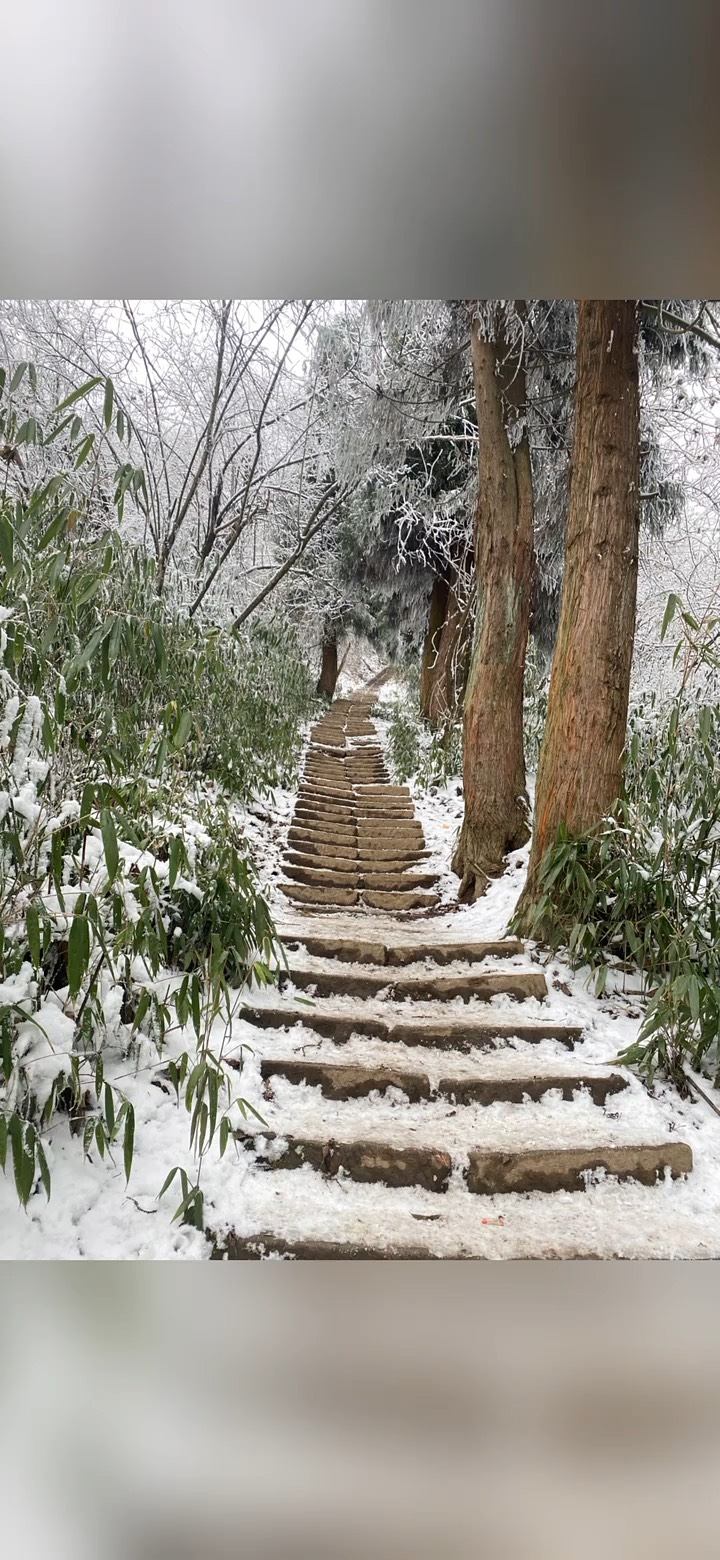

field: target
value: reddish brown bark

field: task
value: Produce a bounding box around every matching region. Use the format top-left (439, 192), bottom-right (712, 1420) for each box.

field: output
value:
top-left (427, 581), bottom-right (473, 729)
top-left (515, 299), bottom-right (640, 929)
top-left (419, 575), bottom-right (450, 718)
top-left (452, 307), bottom-right (534, 901)
top-left (316, 629), bottom-right (339, 699)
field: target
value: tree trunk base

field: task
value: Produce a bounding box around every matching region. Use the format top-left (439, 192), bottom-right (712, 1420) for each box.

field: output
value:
top-left (452, 810), bottom-right (530, 903)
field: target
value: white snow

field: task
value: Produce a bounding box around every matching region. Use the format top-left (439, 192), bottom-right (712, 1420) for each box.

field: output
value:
top-left (3, 713), bottom-right (720, 1260)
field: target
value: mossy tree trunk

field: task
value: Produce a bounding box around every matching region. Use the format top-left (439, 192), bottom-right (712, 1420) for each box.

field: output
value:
top-left (316, 627), bottom-right (339, 699)
top-left (514, 299), bottom-right (640, 932)
top-left (419, 574), bottom-right (450, 718)
top-left (452, 306), bottom-right (534, 902)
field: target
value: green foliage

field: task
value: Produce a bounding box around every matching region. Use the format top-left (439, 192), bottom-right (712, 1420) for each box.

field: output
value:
top-left (514, 595), bottom-right (720, 1089)
top-left (0, 360), bottom-right (311, 1217)
top-left (384, 693), bottom-right (462, 790)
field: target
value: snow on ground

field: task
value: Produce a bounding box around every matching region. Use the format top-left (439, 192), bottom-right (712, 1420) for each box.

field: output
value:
top-left (4, 711), bottom-right (720, 1258)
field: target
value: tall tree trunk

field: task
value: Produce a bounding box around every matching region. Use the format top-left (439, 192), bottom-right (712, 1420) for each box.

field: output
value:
top-left (427, 580), bottom-right (472, 729)
top-left (316, 629), bottom-right (339, 699)
top-left (515, 299), bottom-right (640, 931)
top-left (452, 306), bottom-right (534, 902)
top-left (419, 575), bottom-right (450, 718)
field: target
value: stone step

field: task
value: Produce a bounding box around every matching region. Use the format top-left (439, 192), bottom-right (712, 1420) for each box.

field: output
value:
top-left (440, 1070), bottom-right (629, 1106)
top-left (245, 1003), bottom-right (583, 1050)
top-left (465, 1142), bottom-right (693, 1194)
top-left (363, 889), bottom-right (440, 910)
top-left (282, 934), bottom-right (525, 966)
top-left (294, 801), bottom-right (356, 821)
top-left (210, 1232), bottom-right (437, 1260)
top-left (284, 966), bottom-right (547, 1002)
top-left (280, 883), bottom-right (359, 907)
top-left (355, 784), bottom-right (410, 797)
top-left (284, 862), bottom-right (439, 893)
top-left (357, 827), bottom-right (425, 845)
top-left (259, 1056), bottom-right (628, 1107)
top-left (354, 801), bottom-right (416, 816)
top-left (299, 784), bottom-right (354, 800)
top-left (284, 863), bottom-right (362, 889)
top-left (237, 1128), bottom-right (452, 1192)
top-left (287, 849), bottom-right (428, 874)
top-left (291, 818), bottom-right (358, 840)
top-left (260, 1056), bottom-right (431, 1102)
top-left (233, 1124), bottom-right (692, 1196)
top-left (287, 825), bottom-right (358, 849)
top-left (286, 837), bottom-right (359, 861)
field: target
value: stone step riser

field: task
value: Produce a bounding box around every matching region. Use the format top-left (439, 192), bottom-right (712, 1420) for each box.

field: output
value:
top-left (282, 936), bottom-right (526, 966)
top-left (245, 1006), bottom-right (583, 1051)
top-left (286, 852), bottom-right (428, 874)
top-left (210, 1234), bottom-right (438, 1260)
top-left (237, 1130), bottom-right (452, 1193)
top-left (465, 1143), bottom-right (693, 1194)
top-left (281, 884), bottom-right (359, 907)
top-left (260, 1058), bottom-right (629, 1107)
top-left (233, 1130), bottom-right (692, 1197)
top-left (281, 884), bottom-right (440, 911)
top-left (284, 866), bottom-right (439, 892)
top-left (284, 968), bottom-right (547, 1002)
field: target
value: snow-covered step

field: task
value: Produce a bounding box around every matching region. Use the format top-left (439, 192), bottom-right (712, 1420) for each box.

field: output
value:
top-left (280, 930), bottom-right (525, 965)
top-left (281, 964), bottom-right (546, 1003)
top-left (231, 1105), bottom-right (691, 1195)
top-left (244, 1000), bottom-right (583, 1050)
top-left (259, 1054), bottom-right (628, 1106)
top-left (210, 1232), bottom-right (438, 1260)
top-left (207, 1159), bottom-right (717, 1259)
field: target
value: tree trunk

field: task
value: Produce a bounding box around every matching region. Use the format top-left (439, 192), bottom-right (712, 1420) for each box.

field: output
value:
top-left (452, 307), bottom-right (534, 901)
top-left (514, 298), bottom-right (640, 931)
top-left (419, 575), bottom-right (450, 718)
top-left (316, 630), bottom-right (339, 699)
top-left (427, 580), bottom-right (472, 729)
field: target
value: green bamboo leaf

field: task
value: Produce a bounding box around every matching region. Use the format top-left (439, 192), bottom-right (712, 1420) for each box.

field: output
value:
top-left (68, 913), bottom-right (90, 998)
top-left (661, 593), bottom-right (679, 640)
top-left (158, 1165), bottom-right (180, 1200)
top-left (37, 1141), bottom-right (51, 1200)
top-left (74, 433), bottom-right (95, 468)
top-left (104, 1083), bottom-right (116, 1139)
top-left (53, 376), bottom-right (103, 414)
top-left (123, 1103), bottom-right (135, 1184)
top-left (103, 378), bottom-right (114, 429)
top-left (168, 835), bottom-right (182, 888)
top-left (171, 709), bottom-right (193, 750)
top-left (9, 362), bottom-right (28, 394)
top-left (100, 807), bottom-right (119, 884)
top-left (26, 905), bottom-right (41, 968)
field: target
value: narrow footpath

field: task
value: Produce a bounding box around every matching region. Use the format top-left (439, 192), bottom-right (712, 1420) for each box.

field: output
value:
top-left (212, 688), bottom-right (697, 1259)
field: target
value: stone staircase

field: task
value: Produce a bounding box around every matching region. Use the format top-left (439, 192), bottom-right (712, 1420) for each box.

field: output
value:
top-left (211, 690), bottom-right (695, 1259)
top-left (282, 695), bottom-right (441, 912)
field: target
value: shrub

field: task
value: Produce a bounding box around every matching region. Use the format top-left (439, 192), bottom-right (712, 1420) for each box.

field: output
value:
top-left (513, 596), bottom-right (720, 1090)
top-left (384, 694), bottom-right (462, 789)
top-left (0, 365), bottom-right (307, 1218)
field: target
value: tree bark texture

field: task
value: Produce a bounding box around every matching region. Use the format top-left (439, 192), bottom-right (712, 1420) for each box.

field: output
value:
top-left (419, 575), bottom-right (450, 718)
top-left (427, 580), bottom-right (473, 729)
top-left (316, 629), bottom-right (339, 699)
top-left (452, 310), bottom-right (534, 902)
top-left (515, 298), bottom-right (640, 928)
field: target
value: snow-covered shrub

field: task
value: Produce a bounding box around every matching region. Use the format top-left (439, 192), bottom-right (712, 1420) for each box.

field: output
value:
top-left (385, 696), bottom-right (462, 789)
top-left (0, 367), bottom-right (286, 1213)
top-left (515, 596), bottom-right (720, 1089)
